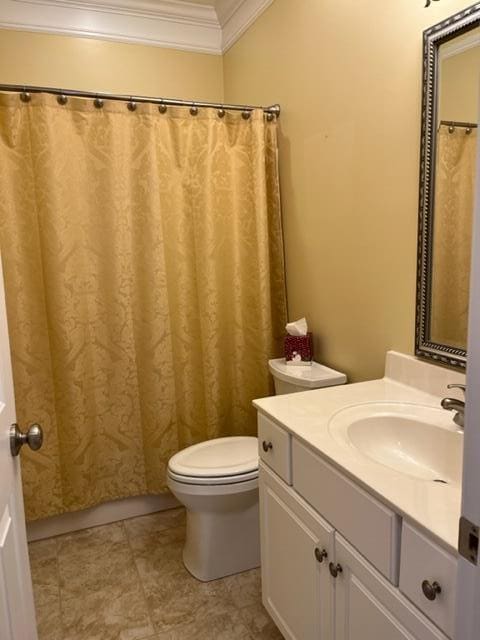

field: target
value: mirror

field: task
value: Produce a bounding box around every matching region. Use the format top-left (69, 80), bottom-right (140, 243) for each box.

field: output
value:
top-left (416, 4), bottom-right (480, 369)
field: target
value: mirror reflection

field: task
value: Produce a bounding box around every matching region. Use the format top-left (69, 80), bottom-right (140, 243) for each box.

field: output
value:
top-left (430, 28), bottom-right (479, 351)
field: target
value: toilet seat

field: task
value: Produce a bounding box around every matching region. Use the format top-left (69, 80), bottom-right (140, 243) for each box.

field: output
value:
top-left (168, 436), bottom-right (258, 486)
top-left (168, 467), bottom-right (258, 486)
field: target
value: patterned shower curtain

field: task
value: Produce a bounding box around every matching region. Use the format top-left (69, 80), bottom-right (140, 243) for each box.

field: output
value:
top-left (431, 124), bottom-right (476, 349)
top-left (0, 92), bottom-right (287, 520)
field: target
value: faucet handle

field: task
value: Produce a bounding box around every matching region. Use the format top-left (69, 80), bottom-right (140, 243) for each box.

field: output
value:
top-left (447, 383), bottom-right (466, 396)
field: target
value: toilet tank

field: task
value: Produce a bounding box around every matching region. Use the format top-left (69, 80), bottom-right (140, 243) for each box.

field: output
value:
top-left (268, 358), bottom-right (347, 395)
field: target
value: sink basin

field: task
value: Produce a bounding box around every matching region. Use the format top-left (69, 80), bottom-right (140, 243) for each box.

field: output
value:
top-left (328, 402), bottom-right (463, 484)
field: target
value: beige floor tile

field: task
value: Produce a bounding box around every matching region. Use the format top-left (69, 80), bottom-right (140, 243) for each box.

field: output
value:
top-left (61, 581), bottom-right (154, 640)
top-left (30, 538), bottom-right (62, 640)
top-left (149, 610), bottom-right (252, 640)
top-left (29, 538), bottom-right (58, 564)
top-left (238, 602), bottom-right (284, 640)
top-left (128, 521), bottom-right (186, 561)
top-left (224, 568), bottom-right (262, 609)
top-left (57, 521), bottom-right (138, 596)
top-left (143, 566), bottom-right (238, 632)
top-left (56, 520), bottom-right (126, 555)
top-left (124, 508), bottom-right (185, 543)
top-left (29, 538), bottom-right (58, 587)
top-left (32, 578), bottom-right (62, 640)
top-left (34, 597), bottom-right (63, 640)
top-left (29, 509), bottom-right (270, 640)
top-left (133, 534), bottom-right (237, 634)
top-left (130, 525), bottom-right (187, 580)
top-left (30, 553), bottom-right (59, 591)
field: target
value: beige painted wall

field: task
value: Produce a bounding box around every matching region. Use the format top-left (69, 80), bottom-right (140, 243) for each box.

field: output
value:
top-left (224, 0), bottom-right (474, 382)
top-left (0, 30), bottom-right (223, 101)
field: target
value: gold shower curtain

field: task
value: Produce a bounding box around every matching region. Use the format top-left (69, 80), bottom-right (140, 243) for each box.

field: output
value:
top-left (0, 93), bottom-right (287, 520)
top-left (431, 124), bottom-right (476, 349)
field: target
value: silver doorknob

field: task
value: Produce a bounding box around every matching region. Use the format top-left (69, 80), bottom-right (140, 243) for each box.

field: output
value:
top-left (10, 423), bottom-right (43, 457)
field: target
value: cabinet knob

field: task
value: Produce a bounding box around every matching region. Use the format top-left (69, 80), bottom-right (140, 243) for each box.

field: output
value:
top-left (314, 547), bottom-right (328, 563)
top-left (329, 562), bottom-right (343, 578)
top-left (262, 440), bottom-right (273, 452)
top-left (422, 580), bottom-right (442, 601)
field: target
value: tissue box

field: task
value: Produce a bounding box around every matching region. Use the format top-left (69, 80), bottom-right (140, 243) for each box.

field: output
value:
top-left (284, 332), bottom-right (313, 365)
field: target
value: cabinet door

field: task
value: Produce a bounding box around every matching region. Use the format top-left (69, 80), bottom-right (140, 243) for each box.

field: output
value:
top-left (334, 534), bottom-right (449, 640)
top-left (260, 462), bottom-right (334, 640)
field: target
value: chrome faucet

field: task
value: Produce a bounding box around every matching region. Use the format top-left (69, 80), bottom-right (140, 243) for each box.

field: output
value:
top-left (441, 384), bottom-right (466, 429)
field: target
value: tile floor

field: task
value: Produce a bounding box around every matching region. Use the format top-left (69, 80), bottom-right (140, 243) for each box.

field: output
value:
top-left (28, 508), bottom-right (283, 640)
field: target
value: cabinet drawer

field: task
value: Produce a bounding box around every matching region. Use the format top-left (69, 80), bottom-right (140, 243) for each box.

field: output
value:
top-left (292, 438), bottom-right (400, 582)
top-left (400, 522), bottom-right (457, 638)
top-left (258, 413), bottom-right (292, 484)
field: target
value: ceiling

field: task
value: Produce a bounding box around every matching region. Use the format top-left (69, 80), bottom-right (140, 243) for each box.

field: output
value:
top-left (0, 0), bottom-right (274, 54)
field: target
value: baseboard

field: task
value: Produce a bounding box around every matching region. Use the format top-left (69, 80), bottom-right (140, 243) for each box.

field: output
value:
top-left (26, 493), bottom-right (180, 542)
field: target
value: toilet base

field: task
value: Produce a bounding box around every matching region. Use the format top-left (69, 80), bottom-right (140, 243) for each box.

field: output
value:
top-left (168, 476), bottom-right (260, 582)
top-left (183, 499), bottom-right (260, 582)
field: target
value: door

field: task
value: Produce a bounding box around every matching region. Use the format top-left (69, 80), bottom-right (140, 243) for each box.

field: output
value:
top-left (454, 103), bottom-right (480, 640)
top-left (334, 535), bottom-right (448, 640)
top-left (259, 462), bottom-right (334, 640)
top-left (0, 258), bottom-right (38, 640)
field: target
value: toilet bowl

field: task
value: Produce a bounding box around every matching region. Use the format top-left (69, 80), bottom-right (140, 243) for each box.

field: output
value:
top-left (167, 436), bottom-right (260, 582)
top-left (167, 359), bottom-right (347, 582)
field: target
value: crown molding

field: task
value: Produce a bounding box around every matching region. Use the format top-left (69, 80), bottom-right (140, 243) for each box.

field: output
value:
top-left (15, 0), bottom-right (218, 25)
top-left (0, 0), bottom-right (273, 54)
top-left (0, 0), bottom-right (222, 53)
top-left (220, 0), bottom-right (273, 52)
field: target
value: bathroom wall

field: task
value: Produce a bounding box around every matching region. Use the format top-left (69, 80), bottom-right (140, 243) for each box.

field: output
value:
top-left (0, 29), bottom-right (224, 101)
top-left (223, 0), bottom-right (474, 382)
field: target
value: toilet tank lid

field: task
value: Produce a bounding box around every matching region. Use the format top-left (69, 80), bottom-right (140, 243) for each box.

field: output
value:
top-left (168, 436), bottom-right (258, 478)
top-left (268, 358), bottom-right (347, 389)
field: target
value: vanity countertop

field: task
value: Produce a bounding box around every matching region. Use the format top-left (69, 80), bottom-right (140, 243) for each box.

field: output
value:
top-left (254, 351), bottom-right (465, 555)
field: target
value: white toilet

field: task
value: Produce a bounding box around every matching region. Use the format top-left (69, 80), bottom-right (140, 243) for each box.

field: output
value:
top-left (167, 358), bottom-right (346, 582)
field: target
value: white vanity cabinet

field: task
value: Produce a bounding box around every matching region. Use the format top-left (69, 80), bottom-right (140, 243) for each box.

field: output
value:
top-left (260, 463), bottom-right (334, 640)
top-left (257, 414), bottom-right (453, 640)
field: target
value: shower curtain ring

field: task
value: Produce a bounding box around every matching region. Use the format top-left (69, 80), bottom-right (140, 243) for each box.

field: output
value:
top-left (190, 103), bottom-right (198, 116)
top-left (127, 98), bottom-right (137, 112)
top-left (158, 101), bottom-right (167, 114)
top-left (57, 94), bottom-right (68, 105)
top-left (242, 110), bottom-right (251, 120)
top-left (20, 89), bottom-right (31, 103)
top-left (217, 108), bottom-right (226, 118)
top-left (94, 96), bottom-right (104, 109)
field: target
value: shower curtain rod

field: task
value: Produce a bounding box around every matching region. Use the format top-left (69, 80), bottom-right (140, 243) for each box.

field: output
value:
top-left (440, 120), bottom-right (477, 129)
top-left (0, 83), bottom-right (281, 117)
